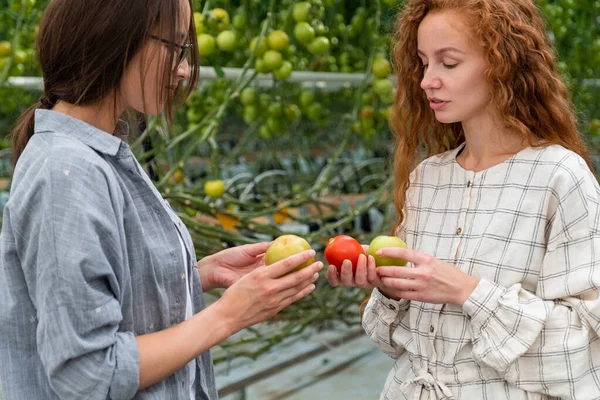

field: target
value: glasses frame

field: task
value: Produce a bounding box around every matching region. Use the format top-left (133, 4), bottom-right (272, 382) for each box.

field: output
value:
top-left (149, 34), bottom-right (192, 68)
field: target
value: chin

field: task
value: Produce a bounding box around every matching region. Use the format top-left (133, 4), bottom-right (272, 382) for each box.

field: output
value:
top-left (434, 114), bottom-right (461, 124)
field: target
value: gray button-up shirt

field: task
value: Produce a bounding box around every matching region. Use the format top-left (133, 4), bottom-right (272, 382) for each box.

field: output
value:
top-left (0, 110), bottom-right (217, 400)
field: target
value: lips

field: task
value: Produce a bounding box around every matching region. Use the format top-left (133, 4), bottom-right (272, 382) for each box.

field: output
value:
top-left (428, 98), bottom-right (449, 110)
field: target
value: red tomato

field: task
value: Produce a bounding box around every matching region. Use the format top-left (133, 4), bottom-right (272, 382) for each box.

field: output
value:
top-left (324, 235), bottom-right (365, 273)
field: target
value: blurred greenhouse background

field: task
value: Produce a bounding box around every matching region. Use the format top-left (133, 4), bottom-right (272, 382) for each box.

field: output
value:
top-left (0, 0), bottom-right (598, 398)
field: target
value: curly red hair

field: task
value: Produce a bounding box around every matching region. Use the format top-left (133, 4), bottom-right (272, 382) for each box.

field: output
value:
top-left (390, 0), bottom-right (592, 233)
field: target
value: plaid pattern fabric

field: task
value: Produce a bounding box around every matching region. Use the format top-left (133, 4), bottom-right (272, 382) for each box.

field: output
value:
top-left (363, 144), bottom-right (600, 400)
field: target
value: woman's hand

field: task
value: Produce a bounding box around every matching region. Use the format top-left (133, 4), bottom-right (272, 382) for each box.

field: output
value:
top-left (375, 247), bottom-right (479, 306)
top-left (198, 242), bottom-right (271, 291)
top-left (326, 253), bottom-right (383, 290)
top-left (216, 249), bottom-right (323, 332)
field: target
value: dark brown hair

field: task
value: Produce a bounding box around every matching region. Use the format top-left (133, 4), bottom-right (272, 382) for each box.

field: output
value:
top-left (10, 0), bottom-right (199, 166)
top-left (391, 0), bottom-right (592, 232)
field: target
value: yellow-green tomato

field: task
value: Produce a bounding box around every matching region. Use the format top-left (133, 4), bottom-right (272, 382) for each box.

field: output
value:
top-left (204, 180), bottom-right (225, 198)
top-left (368, 235), bottom-right (408, 266)
top-left (265, 234), bottom-right (315, 273)
top-left (267, 30), bottom-right (289, 51)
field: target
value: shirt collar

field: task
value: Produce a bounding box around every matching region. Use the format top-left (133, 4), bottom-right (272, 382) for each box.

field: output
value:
top-left (34, 109), bottom-right (129, 156)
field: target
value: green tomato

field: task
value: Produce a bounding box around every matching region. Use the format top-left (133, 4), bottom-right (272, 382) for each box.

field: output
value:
top-left (243, 105), bottom-right (259, 124)
top-left (240, 87), bottom-right (258, 105)
top-left (255, 58), bottom-right (269, 74)
top-left (197, 34), bottom-right (216, 56)
top-left (273, 60), bottom-right (293, 80)
top-left (249, 36), bottom-right (268, 56)
top-left (267, 30), bottom-right (290, 52)
top-left (368, 235), bottom-right (408, 267)
top-left (216, 30), bottom-right (236, 51)
top-left (259, 93), bottom-right (271, 109)
top-left (361, 117), bottom-right (375, 130)
top-left (372, 58), bottom-right (392, 78)
top-left (312, 21), bottom-right (329, 36)
top-left (294, 22), bottom-right (316, 45)
top-left (307, 36), bottom-right (330, 55)
top-left (10, 63), bottom-right (25, 76)
top-left (262, 50), bottom-right (283, 71)
top-left (267, 102), bottom-right (283, 118)
top-left (350, 14), bottom-right (365, 31)
top-left (292, 2), bottom-right (311, 22)
top-left (209, 8), bottom-right (230, 31)
top-left (0, 41), bottom-right (11, 58)
top-left (285, 104), bottom-right (302, 121)
top-left (258, 125), bottom-right (271, 139)
top-left (372, 78), bottom-right (394, 97)
top-left (299, 90), bottom-right (315, 108)
top-left (266, 117), bottom-right (284, 134)
top-left (232, 11), bottom-right (247, 30)
top-left (306, 102), bottom-right (322, 120)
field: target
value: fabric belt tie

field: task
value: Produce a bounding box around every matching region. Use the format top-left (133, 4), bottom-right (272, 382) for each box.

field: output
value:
top-left (400, 371), bottom-right (454, 400)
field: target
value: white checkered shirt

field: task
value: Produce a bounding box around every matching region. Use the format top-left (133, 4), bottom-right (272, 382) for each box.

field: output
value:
top-left (363, 144), bottom-right (600, 400)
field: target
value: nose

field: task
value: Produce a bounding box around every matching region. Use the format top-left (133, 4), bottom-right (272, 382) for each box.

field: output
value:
top-left (176, 57), bottom-right (191, 81)
top-left (420, 66), bottom-right (442, 91)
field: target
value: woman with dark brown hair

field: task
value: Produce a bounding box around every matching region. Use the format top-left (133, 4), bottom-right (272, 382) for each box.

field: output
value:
top-left (0, 0), bottom-right (322, 399)
top-left (327, 0), bottom-right (600, 398)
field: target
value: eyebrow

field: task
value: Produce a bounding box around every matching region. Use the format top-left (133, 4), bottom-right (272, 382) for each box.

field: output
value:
top-left (417, 47), bottom-right (465, 57)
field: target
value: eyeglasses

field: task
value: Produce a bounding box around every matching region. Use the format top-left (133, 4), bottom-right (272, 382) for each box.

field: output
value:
top-left (149, 34), bottom-right (192, 68)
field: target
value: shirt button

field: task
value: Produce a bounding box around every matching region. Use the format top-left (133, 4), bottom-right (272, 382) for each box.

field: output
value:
top-left (388, 304), bottom-right (396, 311)
top-left (456, 227), bottom-right (462, 235)
top-left (429, 325), bottom-right (435, 333)
top-left (467, 181), bottom-right (471, 188)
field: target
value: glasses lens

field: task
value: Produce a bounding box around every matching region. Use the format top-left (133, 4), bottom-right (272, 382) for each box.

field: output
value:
top-left (179, 47), bottom-right (187, 66)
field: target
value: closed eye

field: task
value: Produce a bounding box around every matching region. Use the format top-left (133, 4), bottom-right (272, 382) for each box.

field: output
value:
top-left (443, 63), bottom-right (458, 69)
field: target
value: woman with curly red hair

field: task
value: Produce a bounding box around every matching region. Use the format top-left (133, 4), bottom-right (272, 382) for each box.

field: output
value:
top-left (327, 0), bottom-right (600, 398)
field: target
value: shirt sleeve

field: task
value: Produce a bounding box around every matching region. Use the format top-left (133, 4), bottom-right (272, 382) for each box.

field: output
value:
top-left (362, 288), bottom-right (411, 359)
top-left (462, 160), bottom-right (600, 398)
top-left (23, 152), bottom-right (139, 400)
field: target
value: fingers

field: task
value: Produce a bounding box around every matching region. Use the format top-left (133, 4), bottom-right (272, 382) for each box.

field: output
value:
top-left (339, 259), bottom-right (355, 286)
top-left (377, 266), bottom-right (422, 279)
top-left (240, 242), bottom-right (271, 257)
top-left (326, 264), bottom-right (341, 287)
top-left (366, 255), bottom-right (380, 284)
top-left (266, 249), bottom-right (317, 278)
top-left (376, 247), bottom-right (428, 265)
top-left (279, 272), bottom-right (319, 299)
top-left (381, 277), bottom-right (422, 292)
top-left (278, 281), bottom-right (317, 310)
top-left (274, 260), bottom-right (323, 291)
top-left (354, 254), bottom-right (368, 287)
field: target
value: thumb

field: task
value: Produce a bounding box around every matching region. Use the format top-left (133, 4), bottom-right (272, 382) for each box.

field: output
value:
top-left (240, 242), bottom-right (271, 257)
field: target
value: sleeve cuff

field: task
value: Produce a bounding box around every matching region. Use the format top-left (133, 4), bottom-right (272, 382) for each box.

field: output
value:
top-left (371, 287), bottom-right (410, 313)
top-left (462, 278), bottom-right (506, 331)
top-left (109, 332), bottom-right (140, 400)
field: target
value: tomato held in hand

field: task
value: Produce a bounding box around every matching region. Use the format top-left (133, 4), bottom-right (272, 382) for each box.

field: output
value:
top-left (324, 235), bottom-right (365, 273)
top-left (266, 234), bottom-right (315, 273)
